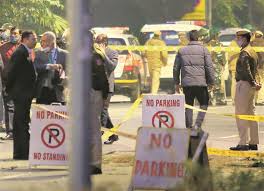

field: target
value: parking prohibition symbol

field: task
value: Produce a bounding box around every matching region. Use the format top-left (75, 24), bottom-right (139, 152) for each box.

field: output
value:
top-left (41, 124), bottom-right (65, 148)
top-left (152, 111), bottom-right (174, 128)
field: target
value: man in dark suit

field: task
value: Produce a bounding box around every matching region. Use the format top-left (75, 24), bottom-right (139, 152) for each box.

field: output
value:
top-left (5, 31), bottom-right (37, 160)
top-left (34, 31), bottom-right (68, 105)
top-left (95, 34), bottom-right (119, 144)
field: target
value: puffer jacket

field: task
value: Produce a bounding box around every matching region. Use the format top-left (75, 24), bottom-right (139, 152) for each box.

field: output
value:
top-left (173, 41), bottom-right (215, 87)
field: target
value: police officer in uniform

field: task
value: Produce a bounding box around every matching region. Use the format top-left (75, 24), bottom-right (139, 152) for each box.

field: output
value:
top-left (230, 29), bottom-right (261, 151)
top-left (145, 31), bottom-right (168, 94)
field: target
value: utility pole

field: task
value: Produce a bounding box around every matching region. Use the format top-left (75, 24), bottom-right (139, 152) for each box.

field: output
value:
top-left (207, 0), bottom-right (212, 28)
top-left (69, 0), bottom-right (92, 190)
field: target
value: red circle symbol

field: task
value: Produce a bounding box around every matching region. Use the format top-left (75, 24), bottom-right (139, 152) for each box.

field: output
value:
top-left (41, 124), bottom-right (65, 148)
top-left (152, 111), bottom-right (174, 128)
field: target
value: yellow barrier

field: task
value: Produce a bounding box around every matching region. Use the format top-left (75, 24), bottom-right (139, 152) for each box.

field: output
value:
top-left (102, 95), bottom-right (143, 141)
top-left (109, 45), bottom-right (264, 53)
top-left (185, 104), bottom-right (264, 122)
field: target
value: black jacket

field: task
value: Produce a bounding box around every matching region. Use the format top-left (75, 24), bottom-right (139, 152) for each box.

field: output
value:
top-left (236, 45), bottom-right (258, 86)
top-left (92, 52), bottom-right (109, 99)
top-left (5, 44), bottom-right (36, 100)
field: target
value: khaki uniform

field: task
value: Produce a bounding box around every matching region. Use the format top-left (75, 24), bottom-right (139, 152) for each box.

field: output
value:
top-left (235, 45), bottom-right (259, 145)
top-left (227, 40), bottom-right (240, 102)
top-left (145, 36), bottom-right (168, 94)
top-left (251, 37), bottom-right (264, 104)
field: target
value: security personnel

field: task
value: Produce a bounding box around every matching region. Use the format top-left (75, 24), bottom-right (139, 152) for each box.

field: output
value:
top-left (207, 30), bottom-right (227, 105)
top-left (251, 31), bottom-right (264, 105)
top-left (230, 29), bottom-right (261, 151)
top-left (228, 40), bottom-right (240, 103)
top-left (145, 31), bottom-right (168, 94)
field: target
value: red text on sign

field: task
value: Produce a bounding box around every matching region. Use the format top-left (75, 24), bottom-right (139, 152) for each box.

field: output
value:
top-left (150, 133), bottom-right (172, 149)
top-left (135, 160), bottom-right (184, 178)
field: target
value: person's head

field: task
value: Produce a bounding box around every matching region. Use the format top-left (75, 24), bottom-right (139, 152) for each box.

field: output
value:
top-left (254, 30), bottom-right (263, 39)
top-left (236, 29), bottom-right (251, 48)
top-left (188, 30), bottom-right (199, 41)
top-left (9, 26), bottom-right (21, 44)
top-left (95, 34), bottom-right (108, 46)
top-left (21, 31), bottom-right (37, 49)
top-left (41, 31), bottom-right (57, 51)
top-left (153, 31), bottom-right (161, 38)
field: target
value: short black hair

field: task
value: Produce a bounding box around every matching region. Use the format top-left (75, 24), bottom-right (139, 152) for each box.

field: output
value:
top-left (10, 26), bottom-right (17, 33)
top-left (21, 31), bottom-right (35, 41)
top-left (189, 30), bottom-right (199, 41)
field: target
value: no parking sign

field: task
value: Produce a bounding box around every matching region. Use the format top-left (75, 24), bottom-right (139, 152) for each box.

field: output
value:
top-left (143, 94), bottom-right (185, 129)
top-left (29, 105), bottom-right (69, 166)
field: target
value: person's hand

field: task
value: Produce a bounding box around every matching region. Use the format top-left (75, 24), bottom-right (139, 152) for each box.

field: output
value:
top-left (175, 84), bottom-right (181, 94)
top-left (47, 64), bottom-right (61, 70)
top-left (254, 82), bottom-right (262, 91)
top-left (208, 85), bottom-right (214, 91)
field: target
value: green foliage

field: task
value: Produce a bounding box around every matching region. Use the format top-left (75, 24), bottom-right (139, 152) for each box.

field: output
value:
top-left (0, 0), bottom-right (68, 34)
top-left (212, 0), bottom-right (264, 31)
top-left (170, 161), bottom-right (264, 191)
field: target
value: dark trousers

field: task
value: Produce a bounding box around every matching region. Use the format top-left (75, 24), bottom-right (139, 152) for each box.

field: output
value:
top-left (183, 86), bottom-right (209, 128)
top-left (100, 93), bottom-right (114, 129)
top-left (36, 87), bottom-right (64, 105)
top-left (3, 94), bottom-right (14, 135)
top-left (13, 97), bottom-right (32, 159)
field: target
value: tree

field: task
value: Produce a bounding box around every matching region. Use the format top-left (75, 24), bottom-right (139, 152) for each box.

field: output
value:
top-left (0, 0), bottom-right (68, 34)
top-left (212, 0), bottom-right (264, 31)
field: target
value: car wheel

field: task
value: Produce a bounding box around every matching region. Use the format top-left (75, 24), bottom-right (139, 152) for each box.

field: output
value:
top-left (130, 79), bottom-right (141, 103)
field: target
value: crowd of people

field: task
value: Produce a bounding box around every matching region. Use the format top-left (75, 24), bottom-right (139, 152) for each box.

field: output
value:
top-left (0, 24), bottom-right (263, 175)
top-left (0, 26), bottom-right (68, 160)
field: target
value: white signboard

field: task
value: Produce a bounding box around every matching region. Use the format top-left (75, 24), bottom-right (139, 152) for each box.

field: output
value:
top-left (131, 127), bottom-right (190, 190)
top-left (142, 94), bottom-right (185, 128)
top-left (29, 105), bottom-right (69, 166)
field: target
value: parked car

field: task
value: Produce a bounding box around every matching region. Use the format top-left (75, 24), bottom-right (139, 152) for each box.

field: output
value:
top-left (106, 33), bottom-right (150, 102)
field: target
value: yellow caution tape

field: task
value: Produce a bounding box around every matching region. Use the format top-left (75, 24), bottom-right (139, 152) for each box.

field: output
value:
top-left (109, 45), bottom-right (264, 53)
top-left (208, 148), bottom-right (264, 158)
top-left (185, 104), bottom-right (264, 122)
top-left (115, 79), bottom-right (138, 84)
top-left (102, 95), bottom-right (143, 141)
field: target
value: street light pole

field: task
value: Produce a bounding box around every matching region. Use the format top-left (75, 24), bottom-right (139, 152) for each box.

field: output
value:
top-left (69, 0), bottom-right (93, 190)
top-left (208, 0), bottom-right (212, 28)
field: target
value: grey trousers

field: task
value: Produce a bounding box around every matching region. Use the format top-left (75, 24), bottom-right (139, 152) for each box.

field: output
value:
top-left (89, 89), bottom-right (104, 169)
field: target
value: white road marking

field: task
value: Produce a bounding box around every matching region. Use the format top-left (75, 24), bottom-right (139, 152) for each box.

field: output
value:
top-left (218, 135), bottom-right (239, 139)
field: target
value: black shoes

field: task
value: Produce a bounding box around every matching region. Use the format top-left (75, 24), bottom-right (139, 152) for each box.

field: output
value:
top-left (249, 144), bottom-right (258, 150)
top-left (230, 144), bottom-right (258, 151)
top-left (90, 165), bottom-right (102, 175)
top-left (230, 145), bottom-right (249, 151)
top-left (0, 133), bottom-right (13, 140)
top-left (104, 134), bottom-right (119, 144)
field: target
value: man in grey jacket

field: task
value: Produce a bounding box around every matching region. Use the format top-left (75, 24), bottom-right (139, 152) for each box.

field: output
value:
top-left (173, 30), bottom-right (215, 129)
top-left (34, 31), bottom-right (68, 105)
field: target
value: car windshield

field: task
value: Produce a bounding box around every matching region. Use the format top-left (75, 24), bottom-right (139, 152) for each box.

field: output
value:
top-left (143, 31), bottom-right (180, 46)
top-left (219, 34), bottom-right (236, 42)
top-left (108, 38), bottom-right (128, 54)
